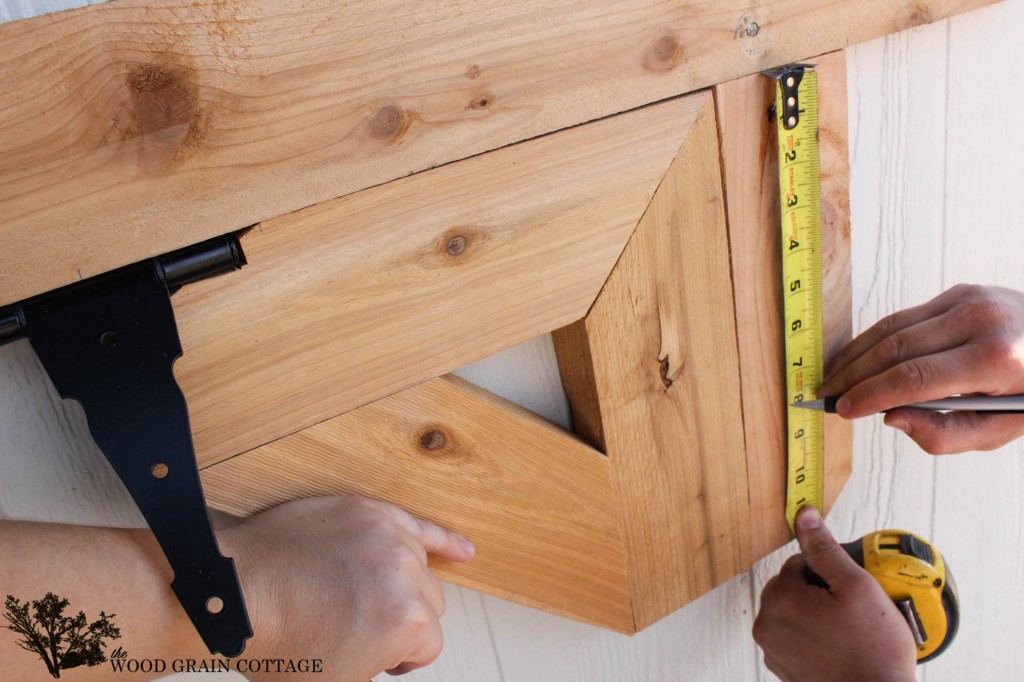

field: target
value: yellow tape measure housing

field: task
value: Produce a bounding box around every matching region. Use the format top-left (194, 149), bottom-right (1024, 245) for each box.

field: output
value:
top-left (771, 67), bottom-right (825, 531)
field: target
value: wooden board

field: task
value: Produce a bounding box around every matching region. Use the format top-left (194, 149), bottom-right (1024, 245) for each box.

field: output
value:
top-left (0, 0), bottom-right (997, 305)
top-left (173, 95), bottom-right (702, 468)
top-left (200, 374), bottom-right (634, 633)
top-left (552, 93), bottom-right (751, 629)
top-left (712, 52), bottom-right (852, 561)
top-left (197, 62), bottom-right (853, 632)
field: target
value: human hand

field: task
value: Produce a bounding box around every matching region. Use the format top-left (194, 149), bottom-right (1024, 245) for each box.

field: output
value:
top-left (219, 496), bottom-right (474, 682)
top-left (819, 284), bottom-right (1024, 453)
top-left (753, 507), bottom-right (917, 682)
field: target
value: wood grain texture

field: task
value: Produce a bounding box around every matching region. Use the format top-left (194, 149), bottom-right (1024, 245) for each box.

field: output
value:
top-left (553, 93), bottom-right (751, 630)
top-left (200, 374), bottom-right (634, 633)
top-left (0, 0), bottom-right (999, 305)
top-left (712, 51), bottom-right (852, 562)
top-left (172, 95), bottom-right (702, 468)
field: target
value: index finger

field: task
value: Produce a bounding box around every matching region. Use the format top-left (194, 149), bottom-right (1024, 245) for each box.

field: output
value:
top-left (819, 310), bottom-right (968, 399)
top-left (838, 345), bottom-right (989, 418)
top-left (380, 504), bottom-right (475, 563)
top-left (824, 295), bottom-right (953, 383)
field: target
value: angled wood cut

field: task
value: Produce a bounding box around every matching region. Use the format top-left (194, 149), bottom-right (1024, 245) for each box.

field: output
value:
top-left (201, 91), bottom-right (722, 632)
top-left (175, 96), bottom-right (701, 468)
top-left (553, 94), bottom-right (751, 628)
top-left (202, 375), bottom-right (634, 632)
top-left (202, 88), bottom-right (817, 632)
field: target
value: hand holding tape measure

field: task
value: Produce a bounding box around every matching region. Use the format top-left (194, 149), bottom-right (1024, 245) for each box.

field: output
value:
top-left (754, 507), bottom-right (923, 681)
top-left (755, 65), bottom-right (970, 675)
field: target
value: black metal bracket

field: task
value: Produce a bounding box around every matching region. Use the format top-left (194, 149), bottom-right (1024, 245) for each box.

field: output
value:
top-left (0, 234), bottom-right (252, 657)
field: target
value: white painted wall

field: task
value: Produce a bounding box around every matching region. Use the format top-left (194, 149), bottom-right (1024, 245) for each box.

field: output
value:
top-left (2, 2), bottom-right (1022, 679)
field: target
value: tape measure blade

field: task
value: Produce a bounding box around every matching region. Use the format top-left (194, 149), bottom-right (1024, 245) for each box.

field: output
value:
top-left (774, 67), bottom-right (825, 532)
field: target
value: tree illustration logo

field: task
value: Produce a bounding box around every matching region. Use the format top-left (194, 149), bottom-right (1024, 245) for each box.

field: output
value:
top-left (3, 593), bottom-right (121, 678)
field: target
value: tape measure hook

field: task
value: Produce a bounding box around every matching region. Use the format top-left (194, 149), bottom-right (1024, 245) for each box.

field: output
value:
top-left (763, 63), bottom-right (815, 129)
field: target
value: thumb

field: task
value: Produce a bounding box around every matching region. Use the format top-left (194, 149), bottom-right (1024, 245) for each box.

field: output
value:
top-left (794, 507), bottom-right (862, 590)
top-left (885, 407), bottom-right (1024, 455)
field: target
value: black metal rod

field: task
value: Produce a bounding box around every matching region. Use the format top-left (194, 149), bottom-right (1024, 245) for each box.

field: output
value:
top-left (0, 306), bottom-right (26, 346)
top-left (158, 234), bottom-right (246, 290)
top-left (0, 233), bottom-right (246, 349)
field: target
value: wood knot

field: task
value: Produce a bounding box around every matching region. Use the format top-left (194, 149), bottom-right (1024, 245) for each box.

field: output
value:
top-left (909, 3), bottom-right (932, 26)
top-left (413, 425), bottom-right (472, 465)
top-left (126, 64), bottom-right (196, 128)
top-left (370, 104), bottom-right (411, 142)
top-left (446, 235), bottom-right (468, 256)
top-left (643, 33), bottom-right (682, 72)
top-left (122, 62), bottom-right (207, 167)
top-left (466, 64), bottom-right (482, 80)
top-left (419, 429), bottom-right (447, 450)
top-left (659, 356), bottom-right (674, 390)
top-left (469, 93), bottom-right (494, 110)
top-left (127, 65), bottom-right (179, 92)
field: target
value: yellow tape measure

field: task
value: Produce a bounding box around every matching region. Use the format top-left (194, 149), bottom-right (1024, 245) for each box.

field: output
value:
top-left (768, 65), bottom-right (825, 532)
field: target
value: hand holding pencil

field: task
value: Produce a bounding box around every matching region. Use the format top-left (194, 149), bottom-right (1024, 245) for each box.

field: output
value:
top-left (816, 284), bottom-right (1024, 454)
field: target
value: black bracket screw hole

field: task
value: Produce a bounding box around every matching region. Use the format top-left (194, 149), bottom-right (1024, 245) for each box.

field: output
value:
top-left (100, 331), bottom-right (119, 349)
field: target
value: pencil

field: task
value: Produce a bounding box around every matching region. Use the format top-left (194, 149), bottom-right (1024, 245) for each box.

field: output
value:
top-left (794, 394), bottom-right (1024, 413)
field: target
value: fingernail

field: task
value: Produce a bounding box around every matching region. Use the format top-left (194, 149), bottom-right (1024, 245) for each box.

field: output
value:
top-left (890, 420), bottom-right (911, 434)
top-left (458, 535), bottom-right (475, 557)
top-left (797, 506), bottom-right (822, 530)
top-left (836, 397), bottom-right (851, 416)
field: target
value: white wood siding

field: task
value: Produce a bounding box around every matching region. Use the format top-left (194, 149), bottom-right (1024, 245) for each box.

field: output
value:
top-left (1, 1), bottom-right (1021, 679)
